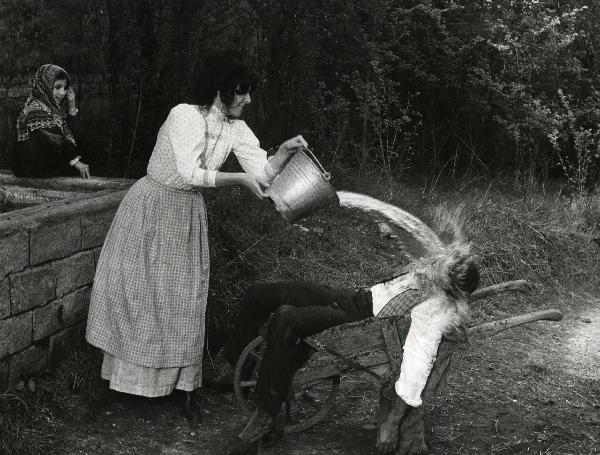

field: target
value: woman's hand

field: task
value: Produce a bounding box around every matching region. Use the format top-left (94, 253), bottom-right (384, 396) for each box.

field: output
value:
top-left (270, 135), bottom-right (308, 174)
top-left (239, 173), bottom-right (267, 199)
top-left (74, 161), bottom-right (91, 179)
top-left (279, 135), bottom-right (308, 153)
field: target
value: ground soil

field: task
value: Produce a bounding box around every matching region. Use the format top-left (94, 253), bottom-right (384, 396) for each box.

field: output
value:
top-left (58, 291), bottom-right (599, 455)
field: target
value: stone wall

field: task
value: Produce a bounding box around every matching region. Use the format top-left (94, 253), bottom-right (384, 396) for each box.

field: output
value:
top-left (0, 173), bottom-right (132, 391)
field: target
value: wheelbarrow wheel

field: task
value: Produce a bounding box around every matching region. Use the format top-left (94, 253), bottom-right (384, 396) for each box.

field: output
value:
top-left (234, 336), bottom-right (265, 416)
top-left (234, 335), bottom-right (341, 433)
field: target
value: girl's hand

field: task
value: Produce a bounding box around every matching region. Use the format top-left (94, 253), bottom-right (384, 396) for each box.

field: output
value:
top-left (66, 87), bottom-right (76, 103)
top-left (240, 173), bottom-right (267, 199)
top-left (74, 161), bottom-right (91, 179)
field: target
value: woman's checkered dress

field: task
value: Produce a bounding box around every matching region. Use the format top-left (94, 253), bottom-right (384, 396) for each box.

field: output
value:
top-left (86, 102), bottom-right (274, 397)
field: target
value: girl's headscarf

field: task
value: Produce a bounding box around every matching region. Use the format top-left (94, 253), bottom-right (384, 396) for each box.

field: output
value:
top-left (16, 64), bottom-right (76, 145)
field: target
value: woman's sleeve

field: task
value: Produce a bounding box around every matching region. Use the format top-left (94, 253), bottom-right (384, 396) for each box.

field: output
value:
top-left (166, 104), bottom-right (216, 187)
top-left (231, 120), bottom-right (277, 184)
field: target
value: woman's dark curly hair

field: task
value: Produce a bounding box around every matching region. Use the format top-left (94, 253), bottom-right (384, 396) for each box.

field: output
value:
top-left (191, 50), bottom-right (258, 107)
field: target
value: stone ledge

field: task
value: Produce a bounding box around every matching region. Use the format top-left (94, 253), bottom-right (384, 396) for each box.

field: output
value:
top-left (0, 170), bottom-right (135, 192)
top-left (0, 170), bottom-right (134, 236)
top-left (0, 188), bottom-right (130, 236)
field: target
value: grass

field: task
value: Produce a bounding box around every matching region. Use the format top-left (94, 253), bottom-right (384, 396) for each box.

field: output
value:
top-left (0, 342), bottom-right (104, 455)
top-left (1, 168), bottom-right (598, 454)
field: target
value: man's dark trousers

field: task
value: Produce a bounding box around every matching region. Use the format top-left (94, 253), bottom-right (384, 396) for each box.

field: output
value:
top-left (224, 281), bottom-right (373, 417)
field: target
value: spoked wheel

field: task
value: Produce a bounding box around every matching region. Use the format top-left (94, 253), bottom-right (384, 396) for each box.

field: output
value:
top-left (233, 335), bottom-right (341, 433)
top-left (234, 336), bottom-right (265, 416)
top-left (283, 374), bottom-right (340, 433)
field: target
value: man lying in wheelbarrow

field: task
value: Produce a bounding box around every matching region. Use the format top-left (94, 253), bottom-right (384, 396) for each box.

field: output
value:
top-left (218, 192), bottom-right (480, 454)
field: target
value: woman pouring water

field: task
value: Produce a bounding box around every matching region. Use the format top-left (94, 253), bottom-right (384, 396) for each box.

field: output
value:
top-left (86, 50), bottom-right (307, 421)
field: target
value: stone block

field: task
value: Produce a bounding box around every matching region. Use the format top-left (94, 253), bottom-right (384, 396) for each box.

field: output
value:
top-left (30, 218), bottom-right (81, 265)
top-left (8, 345), bottom-right (47, 388)
top-left (0, 230), bottom-right (29, 279)
top-left (92, 247), bottom-right (103, 267)
top-left (0, 278), bottom-right (9, 319)
top-left (80, 209), bottom-right (117, 249)
top-left (53, 251), bottom-right (95, 298)
top-left (0, 357), bottom-right (8, 391)
top-left (32, 301), bottom-right (62, 341)
top-left (61, 286), bottom-right (92, 326)
top-left (32, 287), bottom-right (91, 341)
top-left (48, 322), bottom-right (86, 366)
top-left (0, 312), bottom-right (32, 358)
top-left (10, 264), bottom-right (56, 314)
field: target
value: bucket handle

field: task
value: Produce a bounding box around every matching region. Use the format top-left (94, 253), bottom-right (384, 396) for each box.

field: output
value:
top-left (303, 147), bottom-right (331, 181)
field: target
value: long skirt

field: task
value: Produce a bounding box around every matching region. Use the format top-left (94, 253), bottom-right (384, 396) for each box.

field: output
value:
top-left (86, 176), bottom-right (210, 397)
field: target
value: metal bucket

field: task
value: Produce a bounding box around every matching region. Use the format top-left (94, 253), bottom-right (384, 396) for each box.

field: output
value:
top-left (266, 148), bottom-right (339, 224)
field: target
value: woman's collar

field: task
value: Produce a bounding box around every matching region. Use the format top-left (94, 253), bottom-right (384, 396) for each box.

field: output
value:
top-left (208, 95), bottom-right (228, 121)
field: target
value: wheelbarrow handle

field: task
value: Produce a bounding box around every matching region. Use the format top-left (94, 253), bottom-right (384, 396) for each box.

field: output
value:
top-left (469, 280), bottom-right (530, 303)
top-left (466, 309), bottom-right (563, 340)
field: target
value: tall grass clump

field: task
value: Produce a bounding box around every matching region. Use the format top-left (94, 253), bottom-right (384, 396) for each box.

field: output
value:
top-left (0, 342), bottom-right (103, 455)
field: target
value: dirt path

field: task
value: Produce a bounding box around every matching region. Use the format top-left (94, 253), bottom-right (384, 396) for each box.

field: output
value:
top-left (553, 295), bottom-right (600, 380)
top-left (62, 294), bottom-right (599, 455)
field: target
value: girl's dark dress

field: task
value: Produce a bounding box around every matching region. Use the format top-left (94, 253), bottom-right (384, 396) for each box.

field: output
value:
top-left (13, 125), bottom-right (79, 178)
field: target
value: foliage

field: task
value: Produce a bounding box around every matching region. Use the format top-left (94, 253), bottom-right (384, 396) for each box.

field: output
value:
top-left (548, 89), bottom-right (600, 193)
top-left (0, 0), bottom-right (599, 183)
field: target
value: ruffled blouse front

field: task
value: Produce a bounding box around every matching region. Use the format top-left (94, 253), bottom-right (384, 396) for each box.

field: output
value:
top-left (147, 103), bottom-right (274, 189)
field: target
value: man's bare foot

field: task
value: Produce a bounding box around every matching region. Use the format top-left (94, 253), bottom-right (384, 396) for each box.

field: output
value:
top-left (182, 389), bottom-right (203, 423)
top-left (376, 397), bottom-right (413, 454)
top-left (398, 407), bottom-right (429, 454)
top-left (377, 418), bottom-right (399, 454)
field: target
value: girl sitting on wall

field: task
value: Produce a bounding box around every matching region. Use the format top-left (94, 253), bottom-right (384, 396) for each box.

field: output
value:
top-left (13, 64), bottom-right (90, 179)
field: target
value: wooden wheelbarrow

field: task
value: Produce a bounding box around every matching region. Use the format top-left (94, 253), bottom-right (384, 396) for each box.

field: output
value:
top-left (233, 280), bottom-right (563, 434)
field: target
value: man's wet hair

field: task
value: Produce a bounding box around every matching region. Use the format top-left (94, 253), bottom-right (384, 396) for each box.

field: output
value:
top-left (459, 261), bottom-right (480, 295)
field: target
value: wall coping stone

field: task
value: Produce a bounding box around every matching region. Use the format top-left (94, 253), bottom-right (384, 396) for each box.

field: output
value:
top-left (0, 170), bottom-right (133, 235)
